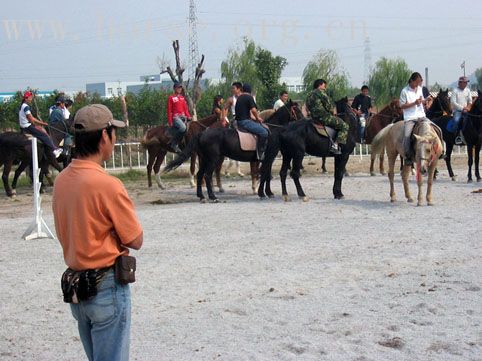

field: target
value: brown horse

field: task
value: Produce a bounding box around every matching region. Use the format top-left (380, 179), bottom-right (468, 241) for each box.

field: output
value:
top-left (366, 99), bottom-right (403, 175)
top-left (141, 114), bottom-right (219, 189)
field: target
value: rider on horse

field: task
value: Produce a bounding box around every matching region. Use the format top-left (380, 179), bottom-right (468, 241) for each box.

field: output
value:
top-left (234, 83), bottom-right (268, 161)
top-left (19, 91), bottom-right (62, 158)
top-left (305, 79), bottom-right (349, 155)
top-left (167, 82), bottom-right (191, 153)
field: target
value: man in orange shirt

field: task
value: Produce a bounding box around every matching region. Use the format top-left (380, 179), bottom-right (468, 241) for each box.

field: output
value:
top-left (52, 104), bottom-right (143, 361)
top-left (167, 82), bottom-right (191, 153)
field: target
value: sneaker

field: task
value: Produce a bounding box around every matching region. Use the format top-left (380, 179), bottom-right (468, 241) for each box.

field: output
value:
top-left (454, 136), bottom-right (463, 145)
top-left (329, 143), bottom-right (342, 155)
top-left (53, 148), bottom-right (63, 158)
top-left (171, 144), bottom-right (182, 154)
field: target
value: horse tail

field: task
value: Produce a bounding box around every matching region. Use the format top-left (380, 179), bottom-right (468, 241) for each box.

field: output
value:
top-left (163, 133), bottom-right (200, 173)
top-left (371, 124), bottom-right (393, 154)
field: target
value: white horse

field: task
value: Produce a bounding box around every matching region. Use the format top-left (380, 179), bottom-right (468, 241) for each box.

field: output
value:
top-left (371, 120), bottom-right (443, 206)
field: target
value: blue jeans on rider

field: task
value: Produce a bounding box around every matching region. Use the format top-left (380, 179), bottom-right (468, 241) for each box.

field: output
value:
top-left (453, 111), bottom-right (464, 132)
top-left (22, 125), bottom-right (56, 150)
top-left (237, 119), bottom-right (268, 139)
top-left (70, 270), bottom-right (131, 361)
top-left (172, 116), bottom-right (187, 140)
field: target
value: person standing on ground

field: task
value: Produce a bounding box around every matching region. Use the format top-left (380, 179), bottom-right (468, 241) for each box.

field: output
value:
top-left (52, 104), bottom-right (143, 361)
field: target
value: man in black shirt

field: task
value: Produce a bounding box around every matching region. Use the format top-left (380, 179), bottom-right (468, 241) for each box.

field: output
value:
top-left (235, 83), bottom-right (268, 161)
top-left (351, 85), bottom-right (373, 143)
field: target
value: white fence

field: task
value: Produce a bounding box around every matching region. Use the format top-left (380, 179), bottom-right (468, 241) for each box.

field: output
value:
top-left (104, 142), bottom-right (469, 171)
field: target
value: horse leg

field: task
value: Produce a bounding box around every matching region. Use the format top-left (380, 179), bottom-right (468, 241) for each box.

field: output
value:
top-left (467, 145), bottom-right (474, 183)
top-left (146, 148), bottom-right (155, 188)
top-left (224, 158), bottom-right (232, 177)
top-left (257, 162), bottom-right (267, 199)
top-left (11, 161), bottom-right (29, 196)
top-left (216, 158), bottom-right (224, 193)
top-left (280, 154), bottom-right (292, 202)
top-left (426, 164), bottom-right (437, 206)
top-left (291, 154), bottom-right (308, 201)
top-left (190, 152), bottom-right (197, 188)
top-left (475, 144), bottom-right (481, 182)
top-left (250, 161), bottom-right (259, 195)
top-left (380, 151), bottom-right (386, 175)
top-left (333, 153), bottom-right (349, 199)
top-left (369, 153), bottom-right (377, 176)
top-left (387, 153), bottom-right (399, 202)
top-left (196, 159), bottom-right (206, 202)
top-left (154, 151), bottom-right (166, 189)
top-left (2, 162), bottom-right (14, 197)
top-left (204, 160), bottom-right (218, 202)
top-left (415, 161), bottom-right (424, 206)
top-left (236, 161), bottom-right (244, 177)
top-left (445, 143), bottom-right (456, 181)
top-left (321, 156), bottom-right (328, 174)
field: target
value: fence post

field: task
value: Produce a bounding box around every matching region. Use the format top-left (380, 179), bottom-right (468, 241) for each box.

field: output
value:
top-left (22, 137), bottom-right (55, 240)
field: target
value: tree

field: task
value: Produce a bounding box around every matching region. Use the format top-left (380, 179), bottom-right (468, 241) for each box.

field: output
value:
top-left (475, 67), bottom-right (482, 88)
top-left (254, 48), bottom-right (287, 109)
top-left (368, 57), bottom-right (411, 106)
top-left (220, 38), bottom-right (260, 96)
top-left (302, 49), bottom-right (350, 101)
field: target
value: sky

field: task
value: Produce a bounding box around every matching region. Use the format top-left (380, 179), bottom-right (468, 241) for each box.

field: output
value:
top-left (1, 0), bottom-right (482, 92)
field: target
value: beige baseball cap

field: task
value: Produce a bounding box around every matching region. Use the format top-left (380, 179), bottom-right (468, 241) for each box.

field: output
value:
top-left (74, 104), bottom-right (126, 132)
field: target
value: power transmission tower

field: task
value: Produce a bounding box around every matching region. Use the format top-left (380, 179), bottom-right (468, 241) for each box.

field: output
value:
top-left (363, 37), bottom-right (372, 84)
top-left (188, 0), bottom-right (199, 82)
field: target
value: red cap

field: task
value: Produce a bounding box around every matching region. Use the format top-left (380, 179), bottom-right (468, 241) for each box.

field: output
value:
top-left (23, 91), bottom-right (33, 99)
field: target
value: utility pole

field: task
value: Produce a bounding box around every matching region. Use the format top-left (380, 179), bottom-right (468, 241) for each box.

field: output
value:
top-left (188, 0), bottom-right (199, 83)
top-left (425, 67), bottom-right (429, 90)
top-left (363, 37), bottom-right (372, 85)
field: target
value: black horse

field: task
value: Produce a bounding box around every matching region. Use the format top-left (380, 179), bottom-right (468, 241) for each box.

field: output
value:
top-left (278, 97), bottom-right (358, 201)
top-left (431, 89), bottom-right (480, 181)
top-left (462, 90), bottom-right (482, 182)
top-left (164, 101), bottom-right (302, 202)
top-left (0, 132), bottom-right (61, 197)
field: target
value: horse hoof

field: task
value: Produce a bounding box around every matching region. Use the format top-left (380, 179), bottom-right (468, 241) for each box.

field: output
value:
top-left (209, 198), bottom-right (219, 203)
top-left (477, 178), bottom-right (482, 183)
top-left (237, 172), bottom-right (245, 177)
top-left (200, 198), bottom-right (206, 203)
top-left (407, 198), bottom-right (414, 203)
top-left (218, 188), bottom-right (225, 193)
top-left (224, 173), bottom-right (231, 178)
top-left (158, 183), bottom-right (165, 190)
top-left (381, 172), bottom-right (386, 176)
top-left (283, 195), bottom-right (290, 202)
top-left (417, 202), bottom-right (422, 207)
top-left (427, 201), bottom-right (434, 206)
top-left (322, 170), bottom-right (328, 174)
top-left (370, 172), bottom-right (376, 176)
top-left (467, 179), bottom-right (473, 183)
top-left (334, 195), bottom-right (344, 200)
top-left (344, 172), bottom-right (350, 177)
top-left (451, 176), bottom-right (457, 182)
top-left (268, 194), bottom-right (275, 199)
top-left (190, 182), bottom-right (196, 188)
top-left (301, 196), bottom-right (309, 202)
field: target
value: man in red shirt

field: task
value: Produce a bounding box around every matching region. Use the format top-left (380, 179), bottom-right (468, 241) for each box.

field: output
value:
top-left (167, 82), bottom-right (191, 153)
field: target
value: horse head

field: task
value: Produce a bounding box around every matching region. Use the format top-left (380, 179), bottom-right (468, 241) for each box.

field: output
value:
top-left (287, 99), bottom-right (303, 121)
top-left (335, 96), bottom-right (358, 142)
top-left (413, 125), bottom-right (442, 175)
top-left (388, 99), bottom-right (403, 121)
top-left (268, 100), bottom-right (302, 126)
top-left (435, 89), bottom-right (451, 115)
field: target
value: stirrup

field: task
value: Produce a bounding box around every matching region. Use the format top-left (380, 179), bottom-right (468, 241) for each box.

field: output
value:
top-left (329, 143), bottom-right (341, 155)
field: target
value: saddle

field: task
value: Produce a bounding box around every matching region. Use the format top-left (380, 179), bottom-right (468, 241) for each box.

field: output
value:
top-left (236, 123), bottom-right (269, 151)
top-left (311, 121), bottom-right (337, 140)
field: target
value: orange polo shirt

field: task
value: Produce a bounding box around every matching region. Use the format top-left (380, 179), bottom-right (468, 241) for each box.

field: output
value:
top-left (52, 159), bottom-right (143, 271)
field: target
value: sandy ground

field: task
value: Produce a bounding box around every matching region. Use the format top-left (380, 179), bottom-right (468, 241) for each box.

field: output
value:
top-left (0, 156), bottom-right (481, 361)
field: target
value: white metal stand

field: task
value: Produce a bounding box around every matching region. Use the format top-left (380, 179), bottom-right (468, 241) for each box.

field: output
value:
top-left (22, 137), bottom-right (55, 240)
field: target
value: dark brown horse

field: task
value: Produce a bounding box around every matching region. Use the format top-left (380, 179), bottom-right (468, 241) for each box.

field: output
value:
top-left (142, 114), bottom-right (220, 189)
top-left (367, 99), bottom-right (403, 175)
top-left (0, 132), bottom-right (61, 197)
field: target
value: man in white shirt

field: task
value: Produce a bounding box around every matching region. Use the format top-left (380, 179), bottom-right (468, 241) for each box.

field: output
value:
top-left (273, 90), bottom-right (288, 111)
top-left (399, 72), bottom-right (431, 164)
top-left (450, 76), bottom-right (472, 144)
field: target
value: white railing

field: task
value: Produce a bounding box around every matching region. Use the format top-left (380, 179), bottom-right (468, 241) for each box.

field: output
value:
top-left (103, 142), bottom-right (468, 171)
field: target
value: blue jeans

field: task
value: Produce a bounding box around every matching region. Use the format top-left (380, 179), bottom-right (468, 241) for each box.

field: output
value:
top-left (22, 125), bottom-right (56, 150)
top-left (237, 119), bottom-right (268, 139)
top-left (453, 111), bottom-right (464, 132)
top-left (70, 270), bottom-right (131, 361)
top-left (171, 116), bottom-right (187, 141)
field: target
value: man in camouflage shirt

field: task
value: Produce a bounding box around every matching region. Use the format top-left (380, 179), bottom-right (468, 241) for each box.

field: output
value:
top-left (305, 79), bottom-right (349, 154)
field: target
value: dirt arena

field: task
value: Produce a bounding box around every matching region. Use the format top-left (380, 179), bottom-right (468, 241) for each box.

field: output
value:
top-left (0, 156), bottom-right (480, 361)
